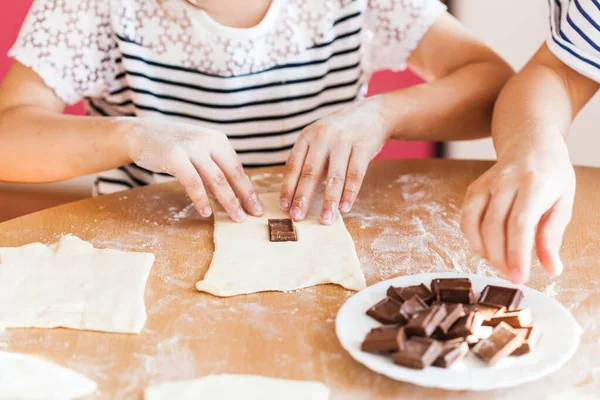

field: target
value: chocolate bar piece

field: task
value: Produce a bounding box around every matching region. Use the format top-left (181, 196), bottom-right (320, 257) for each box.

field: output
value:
top-left (433, 340), bottom-right (470, 368)
top-left (474, 304), bottom-right (506, 320)
top-left (483, 309), bottom-right (533, 328)
top-left (361, 326), bottom-right (402, 353)
top-left (444, 311), bottom-right (484, 339)
top-left (398, 296), bottom-right (429, 321)
top-left (479, 285), bottom-right (523, 310)
top-left (405, 304), bottom-right (448, 337)
top-left (437, 304), bottom-right (466, 334)
top-left (388, 283), bottom-right (434, 304)
top-left (465, 325), bottom-right (494, 347)
top-left (268, 219), bottom-right (297, 242)
top-left (432, 278), bottom-right (474, 304)
top-left (512, 325), bottom-right (541, 356)
top-left (366, 297), bottom-right (405, 325)
top-left (472, 322), bottom-right (525, 366)
top-left (392, 337), bottom-right (443, 369)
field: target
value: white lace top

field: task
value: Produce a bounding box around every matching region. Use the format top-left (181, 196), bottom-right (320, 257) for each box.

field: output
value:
top-left (10, 0), bottom-right (446, 194)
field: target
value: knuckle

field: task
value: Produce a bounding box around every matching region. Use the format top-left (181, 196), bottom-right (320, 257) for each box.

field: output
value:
top-left (231, 164), bottom-right (246, 181)
top-left (300, 163), bottom-right (318, 180)
top-left (510, 212), bottom-right (531, 229)
top-left (211, 172), bottom-right (228, 188)
top-left (346, 167), bottom-right (365, 182)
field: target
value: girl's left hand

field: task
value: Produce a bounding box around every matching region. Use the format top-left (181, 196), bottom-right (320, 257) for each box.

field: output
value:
top-left (280, 97), bottom-right (390, 224)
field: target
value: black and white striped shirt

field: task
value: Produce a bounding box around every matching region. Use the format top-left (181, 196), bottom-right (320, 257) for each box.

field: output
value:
top-left (10, 0), bottom-right (446, 194)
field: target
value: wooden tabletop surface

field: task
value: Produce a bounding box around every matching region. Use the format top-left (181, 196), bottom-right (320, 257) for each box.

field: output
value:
top-left (0, 159), bottom-right (598, 399)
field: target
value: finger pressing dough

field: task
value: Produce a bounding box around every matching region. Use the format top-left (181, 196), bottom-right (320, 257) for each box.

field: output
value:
top-left (0, 235), bottom-right (154, 334)
top-left (196, 192), bottom-right (366, 296)
top-left (144, 374), bottom-right (330, 400)
top-left (0, 351), bottom-right (97, 400)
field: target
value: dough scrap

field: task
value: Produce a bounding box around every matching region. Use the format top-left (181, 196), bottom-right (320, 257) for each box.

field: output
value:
top-left (0, 351), bottom-right (97, 400)
top-left (144, 374), bottom-right (330, 400)
top-left (196, 192), bottom-right (366, 296)
top-left (0, 235), bottom-right (154, 334)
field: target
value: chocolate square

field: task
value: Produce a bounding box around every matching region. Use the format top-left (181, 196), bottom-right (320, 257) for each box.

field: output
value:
top-left (443, 311), bottom-right (484, 339)
top-left (432, 278), bottom-right (474, 304)
top-left (398, 295), bottom-right (429, 322)
top-left (479, 285), bottom-right (523, 310)
top-left (437, 304), bottom-right (466, 334)
top-left (474, 304), bottom-right (506, 320)
top-left (483, 308), bottom-right (533, 328)
top-left (405, 304), bottom-right (448, 337)
top-left (512, 325), bottom-right (541, 356)
top-left (472, 322), bottom-right (525, 365)
top-left (268, 219), bottom-right (297, 242)
top-left (392, 337), bottom-right (444, 369)
top-left (366, 297), bottom-right (404, 325)
top-left (389, 283), bottom-right (434, 304)
top-left (433, 340), bottom-right (469, 368)
top-left (361, 326), bottom-right (402, 353)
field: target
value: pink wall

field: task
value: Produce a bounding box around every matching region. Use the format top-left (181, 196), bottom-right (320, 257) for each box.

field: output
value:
top-left (1, 1), bottom-right (433, 159)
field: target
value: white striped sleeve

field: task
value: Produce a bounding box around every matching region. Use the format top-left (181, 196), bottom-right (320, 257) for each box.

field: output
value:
top-left (547, 0), bottom-right (600, 82)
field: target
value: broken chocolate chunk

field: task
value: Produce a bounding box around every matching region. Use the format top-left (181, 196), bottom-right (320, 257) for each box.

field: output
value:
top-left (366, 297), bottom-right (405, 325)
top-left (479, 285), bottom-right (523, 310)
top-left (398, 295), bottom-right (429, 322)
top-left (391, 283), bottom-right (435, 304)
top-left (361, 326), bottom-right (402, 353)
top-left (483, 308), bottom-right (533, 328)
top-left (268, 219), bottom-right (298, 242)
top-left (512, 325), bottom-right (541, 356)
top-left (443, 311), bottom-right (484, 339)
top-left (474, 304), bottom-right (506, 320)
top-left (472, 322), bottom-right (525, 366)
top-left (432, 278), bottom-right (474, 304)
top-left (392, 337), bottom-right (443, 369)
top-left (405, 304), bottom-right (448, 337)
top-left (437, 303), bottom-right (466, 334)
top-left (433, 340), bottom-right (469, 368)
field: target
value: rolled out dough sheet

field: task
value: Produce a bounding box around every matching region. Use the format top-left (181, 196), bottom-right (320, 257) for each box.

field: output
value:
top-left (0, 235), bottom-right (154, 334)
top-left (0, 351), bottom-right (97, 400)
top-left (144, 374), bottom-right (330, 400)
top-left (196, 192), bottom-right (366, 296)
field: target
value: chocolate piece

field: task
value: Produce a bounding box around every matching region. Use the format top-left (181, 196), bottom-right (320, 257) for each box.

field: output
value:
top-left (366, 297), bottom-right (404, 325)
top-left (405, 304), bottom-right (448, 337)
top-left (483, 309), bottom-right (533, 328)
top-left (392, 337), bottom-right (443, 369)
top-left (394, 284), bottom-right (435, 304)
top-left (361, 326), bottom-right (401, 353)
top-left (437, 304), bottom-right (466, 334)
top-left (268, 219), bottom-right (297, 242)
top-left (479, 285), bottom-right (523, 310)
top-left (432, 278), bottom-right (474, 304)
top-left (386, 286), bottom-right (404, 302)
top-left (465, 325), bottom-right (494, 347)
top-left (398, 296), bottom-right (429, 321)
top-left (444, 311), bottom-right (484, 339)
top-left (397, 327), bottom-right (407, 352)
top-left (512, 325), bottom-right (541, 356)
top-left (433, 341), bottom-right (470, 368)
top-left (472, 322), bottom-right (525, 366)
top-left (474, 304), bottom-right (506, 320)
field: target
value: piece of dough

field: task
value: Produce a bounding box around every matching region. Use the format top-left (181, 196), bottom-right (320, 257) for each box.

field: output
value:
top-left (144, 374), bottom-right (330, 400)
top-left (0, 235), bottom-right (154, 334)
top-left (196, 192), bottom-right (366, 296)
top-left (0, 351), bottom-right (97, 400)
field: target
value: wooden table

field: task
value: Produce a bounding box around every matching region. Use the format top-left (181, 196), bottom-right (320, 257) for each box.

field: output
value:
top-left (0, 159), bottom-right (598, 399)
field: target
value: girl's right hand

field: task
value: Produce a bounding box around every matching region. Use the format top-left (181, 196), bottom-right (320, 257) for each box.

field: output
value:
top-left (122, 119), bottom-right (263, 222)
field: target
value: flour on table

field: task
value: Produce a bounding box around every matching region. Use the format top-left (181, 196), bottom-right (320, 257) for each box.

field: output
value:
top-left (0, 351), bottom-right (97, 400)
top-left (196, 192), bottom-right (366, 297)
top-left (144, 374), bottom-right (330, 400)
top-left (0, 235), bottom-right (154, 334)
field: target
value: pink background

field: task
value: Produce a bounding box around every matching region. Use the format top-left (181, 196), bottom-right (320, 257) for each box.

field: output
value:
top-left (0, 0), bottom-right (434, 159)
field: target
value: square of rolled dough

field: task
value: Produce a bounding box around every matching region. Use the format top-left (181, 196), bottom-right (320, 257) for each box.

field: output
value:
top-left (0, 235), bottom-right (154, 334)
top-left (196, 192), bottom-right (366, 297)
top-left (145, 374), bottom-right (330, 400)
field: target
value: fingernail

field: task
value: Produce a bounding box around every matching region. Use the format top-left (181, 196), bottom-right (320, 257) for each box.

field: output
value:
top-left (291, 206), bottom-right (302, 220)
top-left (322, 210), bottom-right (333, 224)
top-left (249, 194), bottom-right (263, 215)
top-left (340, 202), bottom-right (351, 213)
top-left (235, 208), bottom-right (246, 222)
top-left (201, 207), bottom-right (212, 217)
top-left (280, 198), bottom-right (290, 210)
top-left (554, 257), bottom-right (564, 276)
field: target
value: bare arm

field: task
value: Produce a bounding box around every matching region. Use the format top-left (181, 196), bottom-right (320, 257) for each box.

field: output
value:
top-left (0, 62), bottom-right (263, 221)
top-left (280, 12), bottom-right (514, 224)
top-left (461, 43), bottom-right (599, 283)
top-left (0, 62), bottom-right (130, 183)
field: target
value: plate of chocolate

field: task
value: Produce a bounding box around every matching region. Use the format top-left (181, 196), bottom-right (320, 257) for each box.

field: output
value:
top-left (335, 272), bottom-right (582, 391)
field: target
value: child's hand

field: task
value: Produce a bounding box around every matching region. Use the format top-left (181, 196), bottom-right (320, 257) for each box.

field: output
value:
top-left (280, 98), bottom-right (390, 224)
top-left (123, 119), bottom-right (263, 222)
top-left (461, 143), bottom-right (575, 284)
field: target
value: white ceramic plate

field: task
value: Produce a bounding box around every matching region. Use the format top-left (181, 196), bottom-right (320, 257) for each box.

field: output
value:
top-left (335, 272), bottom-right (582, 391)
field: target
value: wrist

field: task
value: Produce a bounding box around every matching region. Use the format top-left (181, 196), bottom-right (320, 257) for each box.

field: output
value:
top-left (108, 116), bottom-right (139, 164)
